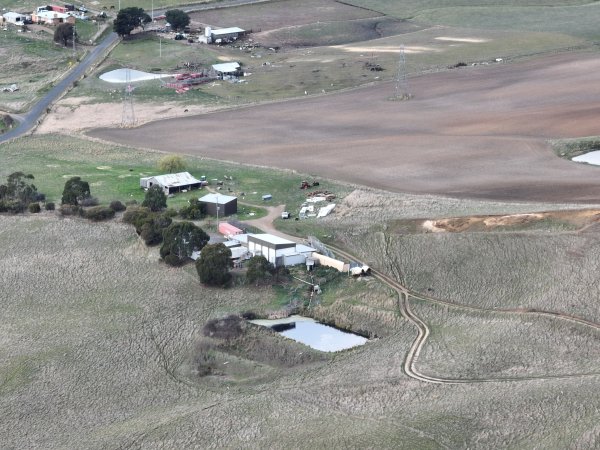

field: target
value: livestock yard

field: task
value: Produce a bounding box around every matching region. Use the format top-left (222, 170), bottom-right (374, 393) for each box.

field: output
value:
top-left (3, 0), bottom-right (600, 448)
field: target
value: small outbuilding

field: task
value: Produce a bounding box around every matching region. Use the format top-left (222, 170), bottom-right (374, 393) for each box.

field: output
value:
top-left (140, 172), bottom-right (202, 195)
top-left (218, 222), bottom-right (243, 238)
top-left (199, 193), bottom-right (238, 216)
top-left (210, 26), bottom-right (245, 42)
top-left (2, 12), bottom-right (28, 25)
top-left (211, 62), bottom-right (241, 79)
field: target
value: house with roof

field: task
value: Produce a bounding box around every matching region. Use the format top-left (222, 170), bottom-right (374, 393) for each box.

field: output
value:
top-left (140, 172), bottom-right (202, 195)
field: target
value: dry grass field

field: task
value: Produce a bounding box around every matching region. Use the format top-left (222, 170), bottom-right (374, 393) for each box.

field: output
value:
top-left (2, 214), bottom-right (600, 448)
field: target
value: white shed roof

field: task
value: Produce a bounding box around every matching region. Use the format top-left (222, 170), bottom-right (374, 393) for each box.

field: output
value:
top-left (3, 12), bottom-right (27, 19)
top-left (149, 172), bottom-right (200, 188)
top-left (212, 27), bottom-right (245, 36)
top-left (36, 11), bottom-right (70, 19)
top-left (211, 62), bottom-right (240, 73)
top-left (295, 244), bottom-right (317, 254)
top-left (199, 193), bottom-right (237, 204)
top-left (250, 234), bottom-right (295, 246)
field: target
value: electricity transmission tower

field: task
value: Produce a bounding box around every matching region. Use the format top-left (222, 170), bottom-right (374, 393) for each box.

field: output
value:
top-left (121, 68), bottom-right (136, 127)
top-left (394, 45), bottom-right (412, 101)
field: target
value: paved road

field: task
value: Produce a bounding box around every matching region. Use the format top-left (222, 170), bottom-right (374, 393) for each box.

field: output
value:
top-left (0, 32), bottom-right (119, 144)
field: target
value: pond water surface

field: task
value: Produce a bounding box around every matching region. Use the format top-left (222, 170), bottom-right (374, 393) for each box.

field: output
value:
top-left (572, 151), bottom-right (600, 166)
top-left (250, 316), bottom-right (367, 352)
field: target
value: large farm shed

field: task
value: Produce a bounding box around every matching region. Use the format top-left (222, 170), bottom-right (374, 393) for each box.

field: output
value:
top-left (140, 172), bottom-right (202, 195)
top-left (209, 26), bottom-right (245, 41)
top-left (247, 234), bottom-right (315, 267)
top-left (199, 193), bottom-right (238, 216)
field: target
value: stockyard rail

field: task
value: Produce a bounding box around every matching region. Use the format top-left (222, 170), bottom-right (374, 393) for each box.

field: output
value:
top-left (325, 243), bottom-right (600, 384)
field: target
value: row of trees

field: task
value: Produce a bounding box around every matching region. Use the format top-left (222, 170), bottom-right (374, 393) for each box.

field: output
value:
top-left (113, 7), bottom-right (190, 37)
top-left (0, 172), bottom-right (45, 213)
top-left (1, 172), bottom-right (273, 288)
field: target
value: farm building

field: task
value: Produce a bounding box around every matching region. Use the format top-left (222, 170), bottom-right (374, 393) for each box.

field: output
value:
top-left (2, 12), bottom-right (28, 25)
top-left (207, 26), bottom-right (245, 42)
top-left (199, 193), bottom-right (238, 216)
top-left (211, 62), bottom-right (241, 79)
top-left (247, 234), bottom-right (316, 267)
top-left (139, 172), bottom-right (202, 195)
top-left (32, 10), bottom-right (75, 25)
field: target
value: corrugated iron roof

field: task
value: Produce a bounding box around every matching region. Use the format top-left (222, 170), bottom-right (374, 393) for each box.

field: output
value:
top-left (148, 172), bottom-right (200, 188)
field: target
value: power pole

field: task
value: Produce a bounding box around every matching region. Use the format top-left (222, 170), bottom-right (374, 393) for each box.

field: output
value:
top-left (121, 68), bottom-right (136, 127)
top-left (72, 24), bottom-right (76, 56)
top-left (394, 45), bottom-right (412, 101)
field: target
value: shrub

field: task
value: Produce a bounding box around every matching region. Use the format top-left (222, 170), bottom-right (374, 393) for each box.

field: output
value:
top-left (163, 253), bottom-right (183, 267)
top-left (142, 185), bottom-right (167, 212)
top-left (80, 196), bottom-right (99, 207)
top-left (0, 200), bottom-right (25, 214)
top-left (179, 200), bottom-right (207, 220)
top-left (195, 243), bottom-right (232, 286)
top-left (109, 200), bottom-right (126, 212)
top-left (202, 315), bottom-right (243, 340)
top-left (84, 206), bottom-right (115, 221)
top-left (157, 154), bottom-right (186, 172)
top-left (140, 221), bottom-right (163, 246)
top-left (45, 202), bottom-right (55, 211)
top-left (59, 204), bottom-right (80, 216)
top-left (61, 177), bottom-right (91, 205)
top-left (160, 221), bottom-right (209, 266)
top-left (28, 203), bottom-right (41, 213)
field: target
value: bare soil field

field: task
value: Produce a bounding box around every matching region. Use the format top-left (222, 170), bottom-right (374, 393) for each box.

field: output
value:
top-left (190, 0), bottom-right (381, 33)
top-left (89, 51), bottom-right (600, 203)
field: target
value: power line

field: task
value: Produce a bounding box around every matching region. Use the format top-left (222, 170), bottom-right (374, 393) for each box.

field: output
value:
top-left (394, 45), bottom-right (412, 101)
top-left (121, 68), bottom-right (136, 127)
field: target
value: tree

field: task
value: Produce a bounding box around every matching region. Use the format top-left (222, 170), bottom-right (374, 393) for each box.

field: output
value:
top-left (160, 221), bottom-right (209, 266)
top-left (53, 23), bottom-right (74, 47)
top-left (142, 185), bottom-right (167, 212)
top-left (157, 154), bottom-right (186, 173)
top-left (165, 9), bottom-right (190, 31)
top-left (195, 243), bottom-right (232, 286)
top-left (245, 255), bottom-right (274, 286)
top-left (1, 172), bottom-right (38, 204)
top-left (61, 177), bottom-right (90, 205)
top-left (113, 7), bottom-right (151, 37)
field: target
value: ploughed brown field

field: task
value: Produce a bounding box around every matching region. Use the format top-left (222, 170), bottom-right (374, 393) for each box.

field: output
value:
top-left (89, 52), bottom-right (600, 203)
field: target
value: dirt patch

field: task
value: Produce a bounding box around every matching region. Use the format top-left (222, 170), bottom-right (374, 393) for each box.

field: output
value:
top-left (36, 97), bottom-right (216, 134)
top-left (422, 210), bottom-right (600, 233)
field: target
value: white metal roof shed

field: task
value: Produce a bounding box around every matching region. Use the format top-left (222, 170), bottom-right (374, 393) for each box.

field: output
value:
top-left (199, 193), bottom-right (237, 204)
top-left (211, 62), bottom-right (240, 74)
top-left (250, 234), bottom-right (295, 246)
top-left (212, 27), bottom-right (245, 36)
top-left (148, 172), bottom-right (200, 188)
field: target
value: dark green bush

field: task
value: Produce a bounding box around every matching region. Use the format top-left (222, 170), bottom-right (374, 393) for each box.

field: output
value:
top-left (202, 315), bottom-right (243, 340)
top-left (28, 202), bottom-right (41, 213)
top-left (80, 196), bottom-right (99, 207)
top-left (84, 206), bottom-right (115, 221)
top-left (109, 200), bottom-right (126, 212)
top-left (163, 253), bottom-right (183, 267)
top-left (59, 204), bottom-right (80, 216)
top-left (45, 202), bottom-right (55, 211)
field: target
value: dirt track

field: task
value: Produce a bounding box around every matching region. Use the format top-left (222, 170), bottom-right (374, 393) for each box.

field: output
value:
top-left (89, 52), bottom-right (600, 203)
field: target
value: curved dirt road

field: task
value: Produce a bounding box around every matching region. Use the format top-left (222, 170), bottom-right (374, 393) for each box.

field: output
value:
top-left (89, 52), bottom-right (600, 203)
top-left (329, 244), bottom-right (600, 384)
